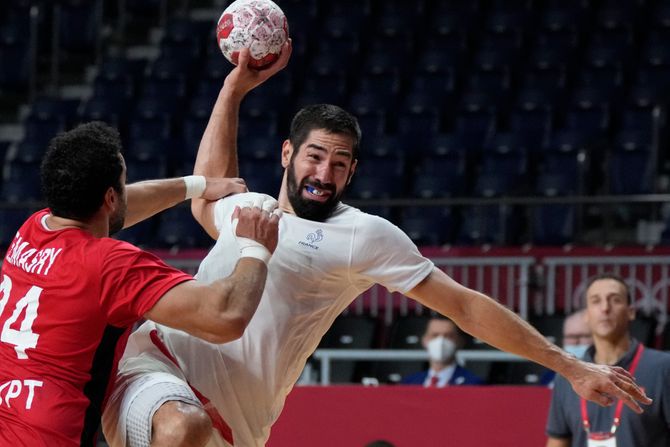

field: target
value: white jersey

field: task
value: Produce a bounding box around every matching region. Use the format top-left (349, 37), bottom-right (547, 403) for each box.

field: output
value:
top-left (118, 192), bottom-right (434, 446)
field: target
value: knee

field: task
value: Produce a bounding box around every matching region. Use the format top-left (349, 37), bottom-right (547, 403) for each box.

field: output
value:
top-left (151, 401), bottom-right (212, 447)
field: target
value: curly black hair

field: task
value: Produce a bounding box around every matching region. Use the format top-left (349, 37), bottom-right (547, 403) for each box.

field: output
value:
top-left (40, 121), bottom-right (124, 221)
top-left (289, 104), bottom-right (361, 159)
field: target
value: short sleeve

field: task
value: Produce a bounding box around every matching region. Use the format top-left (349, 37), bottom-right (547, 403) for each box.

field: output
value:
top-left (213, 192), bottom-right (276, 232)
top-left (98, 240), bottom-right (192, 327)
top-left (351, 214), bottom-right (434, 293)
top-left (546, 376), bottom-right (573, 439)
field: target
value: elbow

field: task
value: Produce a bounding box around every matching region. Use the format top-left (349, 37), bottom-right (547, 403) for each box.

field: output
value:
top-left (201, 313), bottom-right (251, 344)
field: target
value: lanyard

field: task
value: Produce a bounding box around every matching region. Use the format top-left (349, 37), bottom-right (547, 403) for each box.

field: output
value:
top-left (580, 343), bottom-right (644, 435)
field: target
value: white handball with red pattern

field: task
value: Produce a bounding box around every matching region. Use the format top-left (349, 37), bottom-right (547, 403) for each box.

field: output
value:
top-left (216, 0), bottom-right (289, 69)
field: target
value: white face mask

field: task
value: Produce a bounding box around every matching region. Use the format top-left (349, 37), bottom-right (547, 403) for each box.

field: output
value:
top-left (564, 344), bottom-right (589, 359)
top-left (427, 336), bottom-right (456, 363)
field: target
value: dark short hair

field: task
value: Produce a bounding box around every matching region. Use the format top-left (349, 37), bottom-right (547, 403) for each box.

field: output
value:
top-left (585, 273), bottom-right (632, 305)
top-left (41, 121), bottom-right (124, 220)
top-left (289, 104), bottom-right (361, 159)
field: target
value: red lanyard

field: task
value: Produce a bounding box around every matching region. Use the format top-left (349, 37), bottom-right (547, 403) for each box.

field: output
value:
top-left (580, 343), bottom-right (644, 434)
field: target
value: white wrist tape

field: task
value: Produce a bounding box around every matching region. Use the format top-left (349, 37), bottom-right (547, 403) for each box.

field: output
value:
top-left (183, 175), bottom-right (206, 200)
top-left (237, 236), bottom-right (272, 265)
top-left (231, 217), bottom-right (272, 265)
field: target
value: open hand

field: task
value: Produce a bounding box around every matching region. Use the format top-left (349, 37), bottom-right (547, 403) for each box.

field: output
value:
top-left (567, 360), bottom-right (652, 413)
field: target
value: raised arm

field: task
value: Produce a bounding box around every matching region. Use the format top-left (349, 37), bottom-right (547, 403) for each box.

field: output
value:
top-left (144, 197), bottom-right (281, 343)
top-left (192, 41), bottom-right (292, 238)
top-left (406, 268), bottom-right (652, 412)
top-left (123, 176), bottom-right (247, 229)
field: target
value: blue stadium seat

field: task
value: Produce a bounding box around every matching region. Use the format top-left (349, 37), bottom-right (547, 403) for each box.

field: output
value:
top-left (238, 135), bottom-right (282, 161)
top-left (453, 106), bottom-right (497, 149)
top-left (114, 217), bottom-right (158, 248)
top-left (347, 175), bottom-right (403, 199)
top-left (126, 138), bottom-right (168, 163)
top-left (411, 174), bottom-right (464, 199)
top-left (238, 112), bottom-right (278, 138)
top-left (318, 35), bottom-right (360, 61)
top-left (531, 204), bottom-right (576, 245)
top-left (125, 159), bottom-right (167, 183)
top-left (14, 139), bottom-right (45, 164)
top-left (128, 98), bottom-right (172, 141)
top-left (0, 208), bottom-right (31, 248)
top-left (79, 97), bottom-right (124, 130)
top-left (400, 207), bottom-right (455, 246)
top-left (458, 205), bottom-right (515, 245)
top-left (22, 114), bottom-right (66, 146)
top-left (0, 28), bottom-right (31, 91)
top-left (318, 316), bottom-right (378, 383)
top-left (57, 0), bottom-right (101, 52)
top-left (155, 207), bottom-right (210, 249)
top-left (473, 171), bottom-right (518, 198)
top-left (2, 160), bottom-right (41, 202)
top-left (607, 151), bottom-right (653, 194)
top-left (509, 107), bottom-right (552, 149)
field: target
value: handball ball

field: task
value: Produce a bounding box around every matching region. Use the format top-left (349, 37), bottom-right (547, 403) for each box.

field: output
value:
top-left (216, 0), bottom-right (289, 69)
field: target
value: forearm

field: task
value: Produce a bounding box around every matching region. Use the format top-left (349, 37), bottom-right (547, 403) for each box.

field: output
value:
top-left (452, 290), bottom-right (571, 374)
top-left (193, 85), bottom-right (243, 179)
top-left (124, 178), bottom-right (187, 228)
top-left (210, 257), bottom-right (268, 329)
top-left (191, 86), bottom-right (243, 232)
top-left (409, 269), bottom-right (577, 377)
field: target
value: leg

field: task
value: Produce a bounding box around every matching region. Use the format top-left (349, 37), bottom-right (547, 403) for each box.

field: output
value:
top-left (104, 370), bottom-right (206, 447)
top-left (151, 400), bottom-right (212, 447)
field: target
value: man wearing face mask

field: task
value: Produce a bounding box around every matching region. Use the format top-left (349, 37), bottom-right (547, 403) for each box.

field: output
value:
top-left (402, 317), bottom-right (483, 387)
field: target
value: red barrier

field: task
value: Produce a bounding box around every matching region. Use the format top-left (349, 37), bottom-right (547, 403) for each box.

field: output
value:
top-left (268, 385), bottom-right (552, 447)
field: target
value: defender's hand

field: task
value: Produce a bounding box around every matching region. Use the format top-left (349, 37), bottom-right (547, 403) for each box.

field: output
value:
top-left (231, 195), bottom-right (281, 261)
top-left (202, 177), bottom-right (248, 200)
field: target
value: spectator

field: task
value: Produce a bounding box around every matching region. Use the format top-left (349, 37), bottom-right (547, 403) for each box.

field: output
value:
top-left (541, 309), bottom-right (592, 386)
top-left (402, 317), bottom-right (483, 387)
top-left (546, 273), bottom-right (670, 446)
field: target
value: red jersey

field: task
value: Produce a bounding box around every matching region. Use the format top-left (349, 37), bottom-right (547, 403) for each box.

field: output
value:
top-left (0, 210), bottom-right (192, 446)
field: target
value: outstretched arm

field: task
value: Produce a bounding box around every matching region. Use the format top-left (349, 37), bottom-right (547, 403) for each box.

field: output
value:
top-left (123, 176), bottom-right (247, 229)
top-left (407, 268), bottom-right (652, 412)
top-left (192, 41), bottom-right (292, 239)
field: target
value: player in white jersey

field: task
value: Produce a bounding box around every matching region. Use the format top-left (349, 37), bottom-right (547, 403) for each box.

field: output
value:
top-left (102, 44), bottom-right (651, 447)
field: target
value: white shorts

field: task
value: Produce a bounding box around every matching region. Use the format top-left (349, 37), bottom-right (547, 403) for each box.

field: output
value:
top-left (102, 356), bottom-right (202, 447)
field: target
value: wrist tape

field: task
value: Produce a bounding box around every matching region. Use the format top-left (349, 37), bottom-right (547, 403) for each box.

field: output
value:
top-left (183, 175), bottom-right (206, 200)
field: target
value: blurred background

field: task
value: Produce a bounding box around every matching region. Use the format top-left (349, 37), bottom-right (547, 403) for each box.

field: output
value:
top-left (1, 0), bottom-right (670, 390)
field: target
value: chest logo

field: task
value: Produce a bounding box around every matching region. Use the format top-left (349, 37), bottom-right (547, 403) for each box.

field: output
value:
top-left (299, 229), bottom-right (323, 249)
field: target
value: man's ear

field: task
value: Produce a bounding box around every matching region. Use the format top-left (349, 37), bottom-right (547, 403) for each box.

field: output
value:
top-left (281, 140), bottom-right (293, 168)
top-left (103, 186), bottom-right (117, 211)
top-left (346, 159), bottom-right (358, 185)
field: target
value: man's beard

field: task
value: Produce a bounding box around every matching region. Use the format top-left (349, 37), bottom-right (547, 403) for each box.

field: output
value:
top-left (287, 164), bottom-right (341, 222)
top-left (109, 202), bottom-right (126, 236)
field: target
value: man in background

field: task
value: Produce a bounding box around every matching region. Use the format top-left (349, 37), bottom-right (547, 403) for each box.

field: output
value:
top-left (402, 316), bottom-right (483, 386)
top-left (546, 273), bottom-right (670, 446)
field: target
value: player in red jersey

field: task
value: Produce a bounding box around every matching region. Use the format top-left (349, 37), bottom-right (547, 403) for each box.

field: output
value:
top-left (0, 121), bottom-right (281, 446)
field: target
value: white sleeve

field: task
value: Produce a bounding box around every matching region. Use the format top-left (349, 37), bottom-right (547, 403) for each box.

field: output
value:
top-left (351, 214), bottom-right (434, 294)
top-left (213, 197), bottom-right (235, 233)
top-left (213, 192), bottom-right (279, 232)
